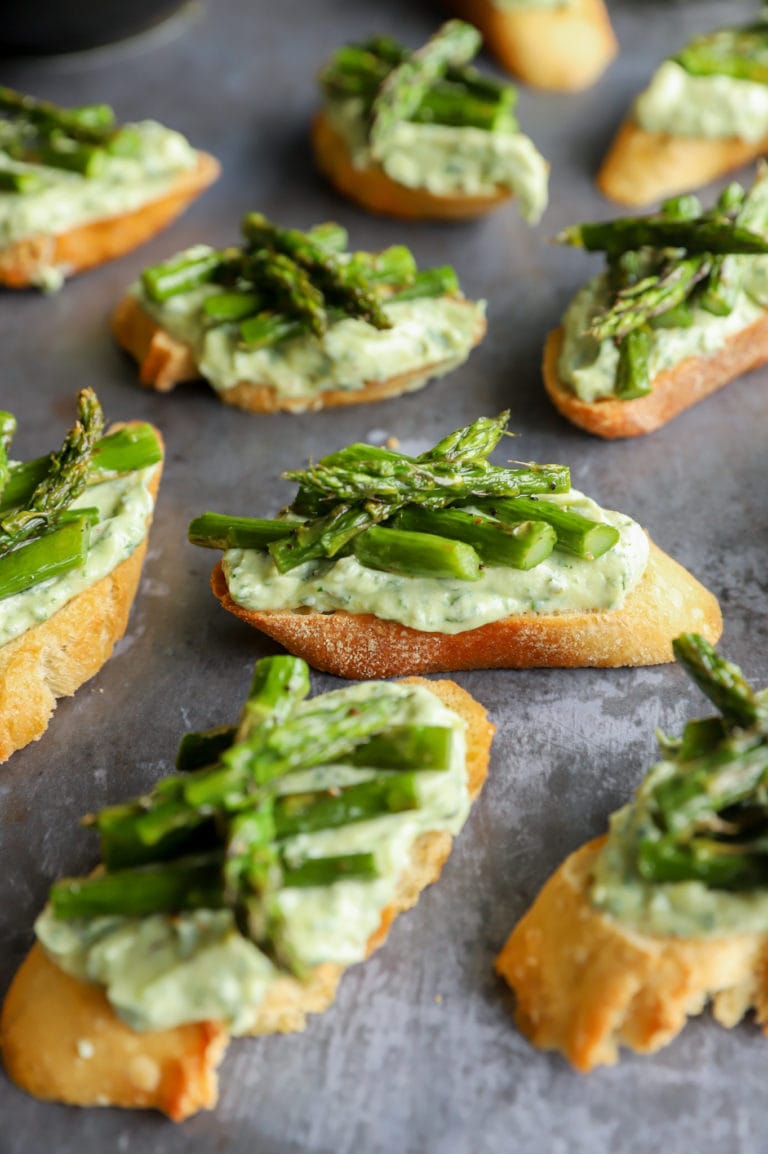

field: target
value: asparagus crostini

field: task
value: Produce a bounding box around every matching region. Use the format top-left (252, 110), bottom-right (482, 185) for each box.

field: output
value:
top-left (112, 213), bottom-right (485, 412)
top-left (497, 635), bottom-right (768, 1070)
top-left (445, 0), bottom-right (617, 92)
top-left (0, 390), bottom-right (163, 761)
top-left (1, 655), bottom-right (494, 1119)
top-left (545, 172), bottom-right (768, 437)
top-left (599, 20), bottom-right (768, 206)
top-left (190, 412), bottom-right (721, 678)
top-left (313, 21), bottom-right (549, 222)
top-left (0, 86), bottom-right (218, 290)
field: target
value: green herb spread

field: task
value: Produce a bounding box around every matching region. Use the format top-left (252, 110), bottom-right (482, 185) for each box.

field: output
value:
top-left (134, 265), bottom-right (484, 401)
top-left (134, 221), bottom-right (483, 402)
top-left (223, 489), bottom-right (647, 632)
top-left (635, 61), bottom-right (768, 142)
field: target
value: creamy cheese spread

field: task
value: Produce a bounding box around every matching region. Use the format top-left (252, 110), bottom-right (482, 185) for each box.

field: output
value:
top-left (222, 490), bottom-right (648, 633)
top-left (0, 465), bottom-right (158, 648)
top-left (634, 60), bottom-right (768, 142)
top-left (37, 680), bottom-right (470, 1033)
top-left (591, 785), bottom-right (768, 938)
top-left (133, 263), bottom-right (485, 402)
top-left (323, 95), bottom-right (549, 224)
top-left (558, 265), bottom-right (768, 403)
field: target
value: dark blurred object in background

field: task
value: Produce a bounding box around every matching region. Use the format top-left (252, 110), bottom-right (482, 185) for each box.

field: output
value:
top-left (0, 0), bottom-right (188, 54)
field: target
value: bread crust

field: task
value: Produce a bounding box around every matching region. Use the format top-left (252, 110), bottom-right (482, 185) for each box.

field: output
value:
top-left (111, 292), bottom-right (486, 412)
top-left (0, 429), bottom-right (163, 762)
top-left (543, 315), bottom-right (768, 439)
top-left (496, 837), bottom-right (768, 1070)
top-left (0, 152), bottom-right (219, 288)
top-left (1, 679), bottom-right (493, 1118)
top-left (209, 537), bottom-right (722, 679)
top-left (448, 0), bottom-right (617, 91)
top-left (597, 118), bottom-right (768, 208)
top-left (311, 111), bottom-right (511, 220)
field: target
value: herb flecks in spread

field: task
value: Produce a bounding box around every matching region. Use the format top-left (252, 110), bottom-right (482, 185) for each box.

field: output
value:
top-left (0, 392), bottom-right (162, 646)
top-left (0, 87), bottom-right (198, 274)
top-left (558, 173), bottom-right (768, 401)
top-left (634, 22), bottom-right (768, 142)
top-left (134, 216), bottom-right (483, 399)
top-left (592, 635), bottom-right (768, 937)
top-left (318, 22), bottom-right (548, 221)
top-left (36, 656), bottom-right (471, 1032)
top-left (190, 412), bottom-right (648, 633)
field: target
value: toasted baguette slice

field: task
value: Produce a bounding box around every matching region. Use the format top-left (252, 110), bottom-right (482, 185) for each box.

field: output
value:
top-left (1, 679), bottom-right (493, 1119)
top-left (209, 539), bottom-right (722, 680)
top-left (112, 292), bottom-right (486, 412)
top-left (543, 315), bottom-right (768, 439)
top-left (598, 118), bottom-right (768, 208)
top-left (496, 837), bottom-right (768, 1070)
top-left (448, 0), bottom-right (617, 91)
top-left (312, 111), bottom-right (511, 220)
top-left (0, 153), bottom-right (219, 289)
top-left (0, 431), bottom-right (163, 762)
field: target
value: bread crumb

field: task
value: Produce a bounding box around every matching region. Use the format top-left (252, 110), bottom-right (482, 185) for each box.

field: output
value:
top-left (386, 436), bottom-right (400, 450)
top-left (434, 994), bottom-right (443, 1004)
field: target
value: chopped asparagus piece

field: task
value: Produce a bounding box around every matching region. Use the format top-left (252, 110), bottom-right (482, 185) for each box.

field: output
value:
top-left (0, 516), bottom-right (89, 601)
top-left (353, 524), bottom-right (482, 580)
top-left (281, 852), bottom-right (379, 888)
top-left (275, 773), bottom-right (420, 837)
top-left (475, 496), bottom-right (620, 559)
top-left (188, 512), bottom-right (293, 551)
top-left (615, 329), bottom-right (652, 399)
top-left (392, 506), bottom-right (556, 570)
top-left (50, 853), bottom-right (225, 919)
top-left (676, 23), bottom-right (768, 84)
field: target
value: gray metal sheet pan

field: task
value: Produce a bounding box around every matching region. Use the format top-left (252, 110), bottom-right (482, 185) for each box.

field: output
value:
top-left (0, 1), bottom-right (766, 1150)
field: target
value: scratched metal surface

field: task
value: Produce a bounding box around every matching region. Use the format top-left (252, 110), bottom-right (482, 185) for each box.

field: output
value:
top-left (0, 1), bottom-right (766, 1151)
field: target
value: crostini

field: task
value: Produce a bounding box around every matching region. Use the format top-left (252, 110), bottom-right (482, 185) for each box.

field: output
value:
top-left (313, 21), bottom-right (549, 222)
top-left (598, 22), bottom-right (768, 206)
top-left (1, 655), bottom-right (494, 1118)
top-left (112, 213), bottom-right (486, 412)
top-left (546, 174), bottom-right (768, 438)
top-left (189, 412), bottom-right (721, 678)
top-left (0, 85), bottom-right (219, 290)
top-left (0, 390), bottom-right (163, 761)
top-left (446, 0), bottom-right (617, 92)
top-left (497, 634), bottom-right (768, 1070)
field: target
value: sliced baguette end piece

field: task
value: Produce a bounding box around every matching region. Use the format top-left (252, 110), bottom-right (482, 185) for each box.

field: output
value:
top-left (209, 539), bottom-right (722, 679)
top-left (496, 837), bottom-right (768, 1071)
top-left (449, 0), bottom-right (617, 91)
top-left (0, 679), bottom-right (492, 1118)
top-left (0, 152), bottom-right (220, 289)
top-left (597, 119), bottom-right (768, 207)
